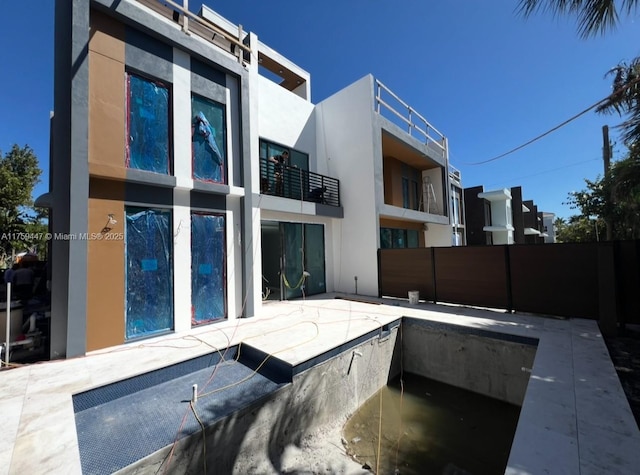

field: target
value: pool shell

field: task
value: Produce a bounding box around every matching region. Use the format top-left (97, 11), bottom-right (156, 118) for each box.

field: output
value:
top-left (73, 317), bottom-right (538, 474)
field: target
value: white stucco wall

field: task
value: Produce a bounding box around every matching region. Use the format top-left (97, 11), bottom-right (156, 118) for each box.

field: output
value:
top-left (172, 48), bottom-right (193, 332)
top-left (258, 76), bottom-right (316, 164)
top-left (316, 75), bottom-right (379, 296)
top-left (425, 223), bottom-right (454, 247)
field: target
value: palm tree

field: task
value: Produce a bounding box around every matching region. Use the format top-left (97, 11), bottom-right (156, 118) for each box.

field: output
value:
top-left (517, 0), bottom-right (639, 38)
top-left (518, 0), bottom-right (640, 146)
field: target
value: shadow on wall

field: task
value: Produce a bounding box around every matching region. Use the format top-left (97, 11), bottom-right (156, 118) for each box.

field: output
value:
top-left (138, 332), bottom-right (400, 474)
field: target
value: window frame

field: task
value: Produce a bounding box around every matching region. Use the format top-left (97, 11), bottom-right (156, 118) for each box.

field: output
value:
top-left (125, 70), bottom-right (173, 175)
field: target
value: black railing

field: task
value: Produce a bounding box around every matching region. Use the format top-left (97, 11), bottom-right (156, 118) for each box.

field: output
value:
top-left (259, 157), bottom-right (341, 207)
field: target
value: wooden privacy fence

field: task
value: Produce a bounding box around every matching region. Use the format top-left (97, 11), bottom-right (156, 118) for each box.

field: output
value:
top-left (378, 241), bottom-right (640, 326)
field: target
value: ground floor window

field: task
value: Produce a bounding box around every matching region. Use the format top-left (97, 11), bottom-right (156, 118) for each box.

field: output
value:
top-left (380, 227), bottom-right (420, 249)
top-left (261, 221), bottom-right (326, 300)
top-left (125, 207), bottom-right (173, 340)
top-left (191, 213), bottom-right (226, 324)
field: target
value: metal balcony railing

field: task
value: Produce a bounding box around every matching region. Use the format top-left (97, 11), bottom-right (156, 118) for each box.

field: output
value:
top-left (259, 158), bottom-right (341, 207)
top-left (374, 79), bottom-right (446, 152)
top-left (137, 0), bottom-right (251, 63)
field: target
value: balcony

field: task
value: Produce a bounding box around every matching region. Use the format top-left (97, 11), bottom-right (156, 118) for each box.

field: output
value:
top-left (136, 0), bottom-right (251, 63)
top-left (259, 158), bottom-right (341, 207)
top-left (374, 79), bottom-right (447, 158)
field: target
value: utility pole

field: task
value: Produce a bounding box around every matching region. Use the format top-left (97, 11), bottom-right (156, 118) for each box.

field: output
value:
top-left (602, 125), bottom-right (613, 241)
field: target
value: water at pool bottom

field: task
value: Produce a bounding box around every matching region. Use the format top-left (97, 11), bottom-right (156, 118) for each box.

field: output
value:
top-left (343, 373), bottom-right (521, 474)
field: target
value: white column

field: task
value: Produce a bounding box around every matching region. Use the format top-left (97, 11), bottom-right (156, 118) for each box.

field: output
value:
top-left (173, 48), bottom-right (193, 189)
top-left (173, 47), bottom-right (193, 332)
top-left (173, 189), bottom-right (192, 332)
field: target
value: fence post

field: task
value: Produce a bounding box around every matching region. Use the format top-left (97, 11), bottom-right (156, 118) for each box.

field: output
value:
top-left (505, 245), bottom-right (513, 313)
top-left (598, 242), bottom-right (618, 336)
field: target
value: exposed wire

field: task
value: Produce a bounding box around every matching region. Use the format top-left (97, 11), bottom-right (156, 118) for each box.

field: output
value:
top-left (394, 322), bottom-right (405, 472)
top-left (190, 401), bottom-right (207, 475)
top-left (197, 320), bottom-right (320, 400)
top-left (376, 383), bottom-right (383, 475)
top-left (484, 157), bottom-right (600, 188)
top-left (462, 75), bottom-right (640, 166)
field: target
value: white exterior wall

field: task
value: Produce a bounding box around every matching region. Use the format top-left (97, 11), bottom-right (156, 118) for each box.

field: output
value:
top-left (425, 223), bottom-right (453, 247)
top-left (172, 48), bottom-right (193, 332)
top-left (543, 213), bottom-right (556, 243)
top-left (316, 76), bottom-right (379, 296)
top-left (258, 76), bottom-right (316, 163)
top-left (490, 201), bottom-right (514, 245)
top-left (226, 196), bottom-right (243, 320)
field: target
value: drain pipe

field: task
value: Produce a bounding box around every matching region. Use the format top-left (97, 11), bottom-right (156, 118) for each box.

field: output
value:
top-left (191, 384), bottom-right (198, 403)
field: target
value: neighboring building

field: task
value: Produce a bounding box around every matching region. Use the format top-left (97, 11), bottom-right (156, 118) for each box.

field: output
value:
top-left (449, 166), bottom-right (466, 246)
top-left (542, 212), bottom-right (556, 243)
top-left (46, 0), bottom-right (459, 358)
top-left (464, 185), bottom-right (549, 246)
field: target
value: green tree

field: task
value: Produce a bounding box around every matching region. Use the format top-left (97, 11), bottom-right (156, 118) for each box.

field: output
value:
top-left (555, 215), bottom-right (605, 242)
top-left (518, 1), bottom-right (640, 146)
top-left (564, 152), bottom-right (640, 239)
top-left (518, 0), bottom-right (639, 38)
top-left (0, 144), bottom-right (44, 265)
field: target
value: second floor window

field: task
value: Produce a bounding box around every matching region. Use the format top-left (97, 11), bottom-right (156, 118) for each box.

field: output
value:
top-left (402, 165), bottom-right (420, 211)
top-left (192, 94), bottom-right (226, 183)
top-left (126, 72), bottom-right (171, 174)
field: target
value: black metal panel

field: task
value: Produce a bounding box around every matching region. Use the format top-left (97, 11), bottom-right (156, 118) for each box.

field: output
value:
top-left (434, 246), bottom-right (510, 309)
top-left (510, 242), bottom-right (599, 319)
top-left (258, 157), bottom-right (341, 207)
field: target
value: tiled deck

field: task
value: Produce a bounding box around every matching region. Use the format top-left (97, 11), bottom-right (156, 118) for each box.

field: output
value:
top-left (1, 294), bottom-right (639, 474)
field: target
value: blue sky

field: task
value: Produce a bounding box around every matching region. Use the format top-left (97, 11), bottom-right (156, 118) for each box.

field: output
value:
top-left (1, 0), bottom-right (639, 219)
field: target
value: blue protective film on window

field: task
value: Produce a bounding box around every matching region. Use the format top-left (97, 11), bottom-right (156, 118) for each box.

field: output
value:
top-left (192, 95), bottom-right (226, 183)
top-left (191, 213), bottom-right (225, 324)
top-left (125, 208), bottom-right (173, 339)
top-left (127, 74), bottom-right (170, 174)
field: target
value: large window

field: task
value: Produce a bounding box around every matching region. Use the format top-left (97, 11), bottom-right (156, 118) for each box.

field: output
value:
top-left (259, 139), bottom-right (309, 198)
top-left (125, 207), bottom-right (173, 340)
top-left (192, 94), bottom-right (226, 183)
top-left (126, 73), bottom-right (171, 174)
top-left (191, 213), bottom-right (226, 325)
top-left (401, 165), bottom-right (420, 210)
top-left (380, 227), bottom-right (420, 249)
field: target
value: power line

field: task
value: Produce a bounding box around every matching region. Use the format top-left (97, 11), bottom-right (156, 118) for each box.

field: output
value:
top-left (484, 157), bottom-right (600, 188)
top-left (461, 75), bottom-right (640, 166)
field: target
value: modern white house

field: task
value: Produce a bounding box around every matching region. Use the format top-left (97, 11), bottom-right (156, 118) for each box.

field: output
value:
top-left (46, 0), bottom-right (459, 358)
top-left (478, 188), bottom-right (515, 245)
top-left (542, 212), bottom-right (556, 243)
top-left (464, 185), bottom-right (551, 246)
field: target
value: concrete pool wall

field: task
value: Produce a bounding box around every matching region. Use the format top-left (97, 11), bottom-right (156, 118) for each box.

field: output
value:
top-left (117, 323), bottom-right (401, 474)
top-left (109, 317), bottom-right (538, 474)
top-left (403, 319), bottom-right (538, 405)
top-left (4, 296), bottom-right (640, 475)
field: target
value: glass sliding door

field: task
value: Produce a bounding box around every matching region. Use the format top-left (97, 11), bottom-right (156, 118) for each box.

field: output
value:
top-left (125, 207), bottom-right (173, 340)
top-left (191, 213), bottom-right (226, 324)
top-left (303, 224), bottom-right (326, 295)
top-left (280, 222), bottom-right (326, 300)
top-left (282, 222), bottom-right (304, 300)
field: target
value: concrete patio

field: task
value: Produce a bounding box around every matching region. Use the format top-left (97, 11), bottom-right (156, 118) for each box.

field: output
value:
top-left (1, 294), bottom-right (639, 474)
